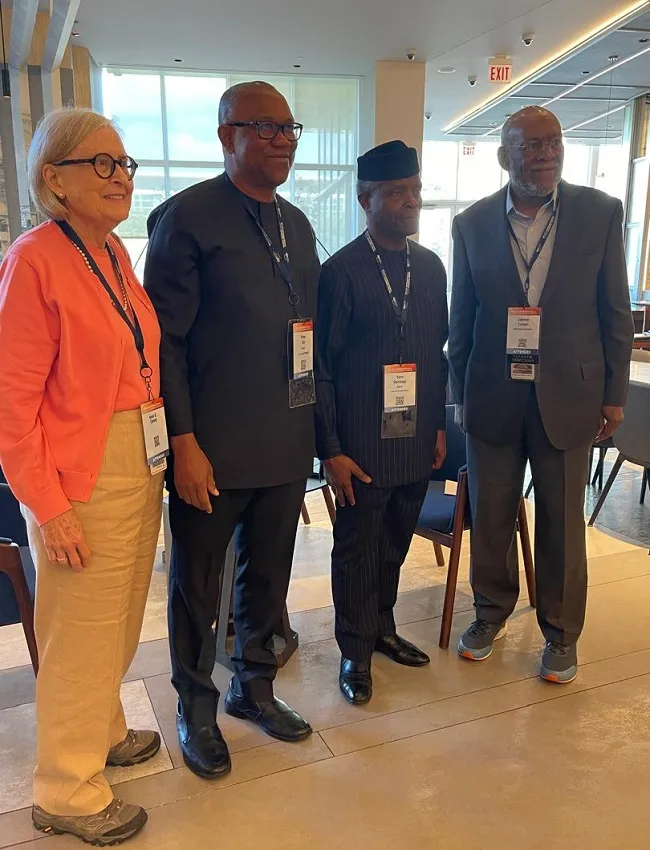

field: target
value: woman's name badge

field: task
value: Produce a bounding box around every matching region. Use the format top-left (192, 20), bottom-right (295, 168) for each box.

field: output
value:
top-left (140, 398), bottom-right (170, 475)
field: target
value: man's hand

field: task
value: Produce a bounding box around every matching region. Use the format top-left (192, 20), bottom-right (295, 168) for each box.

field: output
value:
top-left (433, 430), bottom-right (447, 470)
top-left (324, 455), bottom-right (371, 507)
top-left (171, 434), bottom-right (219, 512)
top-left (40, 509), bottom-right (91, 572)
top-left (596, 405), bottom-right (624, 442)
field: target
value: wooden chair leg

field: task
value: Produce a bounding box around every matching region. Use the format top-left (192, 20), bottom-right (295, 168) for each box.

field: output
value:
top-left (517, 500), bottom-right (536, 610)
top-left (524, 479), bottom-right (533, 499)
top-left (433, 542), bottom-right (445, 567)
top-left (439, 473), bottom-right (468, 650)
top-left (587, 445), bottom-right (594, 483)
top-left (0, 543), bottom-right (38, 675)
top-left (640, 468), bottom-right (648, 505)
top-left (300, 502), bottom-right (311, 525)
top-left (322, 485), bottom-right (337, 525)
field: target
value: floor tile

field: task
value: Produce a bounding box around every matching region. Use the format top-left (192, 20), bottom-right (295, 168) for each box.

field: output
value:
top-left (25, 674), bottom-right (650, 850)
top-left (0, 680), bottom-right (171, 815)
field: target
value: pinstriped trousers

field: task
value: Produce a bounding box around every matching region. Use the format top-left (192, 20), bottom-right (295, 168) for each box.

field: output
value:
top-left (331, 477), bottom-right (429, 662)
top-left (23, 410), bottom-right (163, 816)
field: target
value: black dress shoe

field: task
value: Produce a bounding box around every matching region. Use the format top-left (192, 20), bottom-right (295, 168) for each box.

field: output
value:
top-left (339, 658), bottom-right (372, 705)
top-left (176, 702), bottom-right (231, 780)
top-left (224, 681), bottom-right (312, 743)
top-left (375, 634), bottom-right (430, 667)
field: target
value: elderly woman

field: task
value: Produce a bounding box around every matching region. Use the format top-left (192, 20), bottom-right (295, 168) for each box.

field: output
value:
top-left (0, 108), bottom-right (166, 844)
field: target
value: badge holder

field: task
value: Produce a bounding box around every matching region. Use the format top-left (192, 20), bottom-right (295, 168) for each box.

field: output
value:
top-left (382, 363), bottom-right (417, 439)
top-left (506, 307), bottom-right (541, 382)
top-left (140, 367), bottom-right (170, 474)
top-left (288, 317), bottom-right (316, 409)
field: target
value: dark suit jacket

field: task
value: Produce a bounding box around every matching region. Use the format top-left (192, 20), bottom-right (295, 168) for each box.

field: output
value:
top-left (449, 181), bottom-right (633, 450)
top-left (144, 175), bottom-right (320, 489)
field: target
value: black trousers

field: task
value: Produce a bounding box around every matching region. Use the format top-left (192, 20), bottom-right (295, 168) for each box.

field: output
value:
top-left (168, 478), bottom-right (306, 719)
top-left (331, 477), bottom-right (429, 662)
top-left (467, 389), bottom-right (591, 645)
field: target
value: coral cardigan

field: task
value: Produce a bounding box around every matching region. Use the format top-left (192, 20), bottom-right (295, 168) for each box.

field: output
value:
top-left (0, 221), bottom-right (161, 525)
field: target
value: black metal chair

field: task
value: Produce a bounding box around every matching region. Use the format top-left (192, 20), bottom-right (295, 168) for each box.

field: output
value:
top-left (415, 406), bottom-right (535, 649)
top-left (0, 474), bottom-right (38, 674)
top-left (588, 382), bottom-right (650, 545)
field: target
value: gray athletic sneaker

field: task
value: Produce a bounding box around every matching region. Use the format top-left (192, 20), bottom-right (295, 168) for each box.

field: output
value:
top-left (106, 729), bottom-right (161, 767)
top-left (458, 620), bottom-right (508, 661)
top-left (540, 641), bottom-right (578, 684)
top-left (32, 798), bottom-right (147, 846)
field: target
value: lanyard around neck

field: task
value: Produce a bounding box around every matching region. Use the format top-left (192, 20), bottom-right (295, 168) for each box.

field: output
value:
top-left (365, 230), bottom-right (411, 325)
top-left (507, 203), bottom-right (558, 298)
top-left (226, 174), bottom-right (302, 316)
top-left (57, 220), bottom-right (154, 400)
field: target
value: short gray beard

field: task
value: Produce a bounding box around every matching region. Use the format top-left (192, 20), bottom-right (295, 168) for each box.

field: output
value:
top-left (510, 174), bottom-right (558, 199)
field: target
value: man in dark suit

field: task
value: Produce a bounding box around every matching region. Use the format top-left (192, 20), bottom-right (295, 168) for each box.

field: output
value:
top-left (449, 106), bottom-right (633, 684)
top-left (316, 141), bottom-right (448, 704)
top-left (144, 82), bottom-right (319, 779)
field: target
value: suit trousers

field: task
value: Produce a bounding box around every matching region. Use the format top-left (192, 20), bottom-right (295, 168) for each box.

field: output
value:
top-left (331, 478), bottom-right (429, 662)
top-left (467, 388), bottom-right (591, 645)
top-left (24, 410), bottom-right (163, 816)
top-left (168, 478), bottom-right (305, 716)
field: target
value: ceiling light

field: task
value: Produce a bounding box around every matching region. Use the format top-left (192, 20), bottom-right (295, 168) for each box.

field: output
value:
top-left (71, 31), bottom-right (81, 37)
top-left (437, 67), bottom-right (456, 74)
top-left (640, 37), bottom-right (649, 42)
top-left (582, 70), bottom-right (591, 74)
top-left (564, 103), bottom-right (626, 132)
top-left (442, 0), bottom-right (650, 133)
top-left (174, 58), bottom-right (182, 63)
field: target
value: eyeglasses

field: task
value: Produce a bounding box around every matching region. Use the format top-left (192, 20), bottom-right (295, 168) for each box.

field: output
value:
top-left (51, 153), bottom-right (139, 180)
top-left (226, 121), bottom-right (303, 141)
top-left (506, 138), bottom-right (564, 156)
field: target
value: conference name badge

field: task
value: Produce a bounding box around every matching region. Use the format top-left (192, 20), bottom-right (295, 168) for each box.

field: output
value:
top-left (506, 307), bottom-right (541, 382)
top-left (140, 398), bottom-right (170, 475)
top-left (288, 318), bottom-right (316, 408)
top-left (382, 363), bottom-right (417, 439)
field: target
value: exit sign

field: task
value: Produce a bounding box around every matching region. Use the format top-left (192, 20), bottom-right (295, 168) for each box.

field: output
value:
top-left (488, 57), bottom-right (512, 83)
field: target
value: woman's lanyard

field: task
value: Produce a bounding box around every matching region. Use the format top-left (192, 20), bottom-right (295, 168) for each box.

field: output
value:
top-left (57, 220), bottom-right (154, 401)
top-left (365, 230), bottom-right (411, 363)
top-left (225, 174), bottom-right (302, 318)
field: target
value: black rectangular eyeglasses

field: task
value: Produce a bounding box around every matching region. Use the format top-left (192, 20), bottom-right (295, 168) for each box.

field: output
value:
top-left (226, 121), bottom-right (303, 141)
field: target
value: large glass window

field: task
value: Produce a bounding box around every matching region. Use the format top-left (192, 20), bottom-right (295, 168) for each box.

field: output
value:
top-left (420, 136), bottom-right (631, 292)
top-left (103, 69), bottom-right (359, 271)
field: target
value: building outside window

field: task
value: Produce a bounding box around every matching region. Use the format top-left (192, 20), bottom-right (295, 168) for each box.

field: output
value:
top-left (102, 69), bottom-right (359, 276)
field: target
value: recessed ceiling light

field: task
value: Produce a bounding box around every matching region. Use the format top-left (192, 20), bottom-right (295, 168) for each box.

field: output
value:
top-left (437, 67), bottom-right (456, 74)
top-left (293, 64), bottom-right (301, 68)
top-left (71, 30), bottom-right (81, 37)
top-left (582, 70), bottom-right (591, 75)
top-left (640, 38), bottom-right (649, 43)
top-left (174, 58), bottom-right (183, 63)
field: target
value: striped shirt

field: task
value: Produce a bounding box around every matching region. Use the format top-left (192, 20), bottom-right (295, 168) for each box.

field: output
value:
top-left (315, 233), bottom-right (448, 487)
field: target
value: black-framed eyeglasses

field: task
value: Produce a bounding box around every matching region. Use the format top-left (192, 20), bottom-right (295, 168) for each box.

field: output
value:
top-left (506, 138), bottom-right (563, 156)
top-left (51, 153), bottom-right (139, 180)
top-left (226, 121), bottom-right (303, 141)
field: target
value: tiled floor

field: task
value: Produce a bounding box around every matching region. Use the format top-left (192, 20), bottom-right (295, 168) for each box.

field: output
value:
top-left (1, 490), bottom-right (649, 849)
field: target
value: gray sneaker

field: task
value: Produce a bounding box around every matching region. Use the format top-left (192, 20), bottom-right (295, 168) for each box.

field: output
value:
top-left (458, 620), bottom-right (508, 661)
top-left (106, 729), bottom-right (161, 767)
top-left (32, 798), bottom-right (147, 846)
top-left (540, 641), bottom-right (578, 684)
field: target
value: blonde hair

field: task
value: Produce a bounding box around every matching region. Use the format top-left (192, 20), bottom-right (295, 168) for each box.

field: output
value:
top-left (27, 107), bottom-right (121, 221)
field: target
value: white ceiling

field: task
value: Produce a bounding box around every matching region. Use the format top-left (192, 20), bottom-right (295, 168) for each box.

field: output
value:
top-left (73, 0), bottom-right (650, 137)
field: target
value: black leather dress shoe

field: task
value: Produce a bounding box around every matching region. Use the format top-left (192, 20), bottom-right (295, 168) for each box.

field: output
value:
top-left (176, 702), bottom-right (231, 780)
top-left (375, 634), bottom-right (430, 667)
top-left (224, 681), bottom-right (312, 743)
top-left (339, 658), bottom-right (372, 705)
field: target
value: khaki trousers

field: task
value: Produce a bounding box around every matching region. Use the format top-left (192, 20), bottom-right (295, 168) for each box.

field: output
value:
top-left (23, 410), bottom-right (163, 816)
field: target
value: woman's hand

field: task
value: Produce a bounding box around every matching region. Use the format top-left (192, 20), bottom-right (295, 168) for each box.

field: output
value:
top-left (40, 509), bottom-right (91, 572)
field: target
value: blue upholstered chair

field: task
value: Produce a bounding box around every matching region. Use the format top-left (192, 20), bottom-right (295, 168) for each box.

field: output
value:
top-left (415, 406), bottom-right (535, 650)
